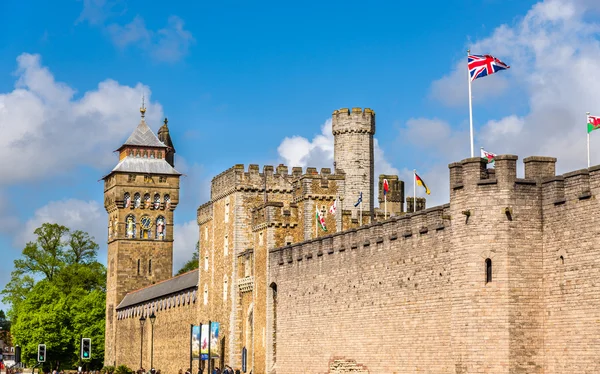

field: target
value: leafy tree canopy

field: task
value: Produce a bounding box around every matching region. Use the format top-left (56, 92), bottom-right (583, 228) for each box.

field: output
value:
top-left (1, 223), bottom-right (106, 371)
top-left (176, 241), bottom-right (199, 275)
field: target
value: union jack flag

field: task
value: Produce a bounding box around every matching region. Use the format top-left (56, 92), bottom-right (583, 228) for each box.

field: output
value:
top-left (468, 54), bottom-right (510, 82)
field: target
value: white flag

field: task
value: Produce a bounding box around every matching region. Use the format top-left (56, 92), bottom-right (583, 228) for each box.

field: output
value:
top-left (329, 198), bottom-right (338, 215)
top-left (480, 147), bottom-right (496, 164)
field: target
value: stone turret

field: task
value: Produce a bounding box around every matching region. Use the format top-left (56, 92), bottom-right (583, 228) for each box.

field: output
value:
top-left (332, 108), bottom-right (375, 221)
top-left (378, 174), bottom-right (404, 215)
top-left (158, 117), bottom-right (176, 167)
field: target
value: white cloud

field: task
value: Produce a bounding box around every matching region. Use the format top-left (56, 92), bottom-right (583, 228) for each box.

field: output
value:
top-left (76, 0), bottom-right (125, 26)
top-left (106, 15), bottom-right (194, 63)
top-left (173, 220), bottom-right (198, 272)
top-left (0, 53), bottom-right (164, 184)
top-left (277, 119), bottom-right (335, 169)
top-left (424, 0), bottom-right (600, 182)
top-left (17, 199), bottom-right (105, 248)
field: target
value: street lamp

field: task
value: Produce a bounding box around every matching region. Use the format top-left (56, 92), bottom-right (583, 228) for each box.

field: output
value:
top-left (139, 315), bottom-right (146, 370)
top-left (149, 312), bottom-right (156, 370)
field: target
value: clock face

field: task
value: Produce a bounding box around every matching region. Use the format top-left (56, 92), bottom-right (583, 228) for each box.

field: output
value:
top-left (141, 216), bottom-right (152, 229)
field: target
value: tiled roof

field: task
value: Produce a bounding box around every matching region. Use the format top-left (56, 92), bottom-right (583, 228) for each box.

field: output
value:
top-left (123, 120), bottom-right (167, 148)
top-left (109, 157), bottom-right (182, 175)
top-left (117, 269), bottom-right (198, 309)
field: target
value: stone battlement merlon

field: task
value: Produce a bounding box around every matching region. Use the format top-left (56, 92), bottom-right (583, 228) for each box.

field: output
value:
top-left (270, 203), bottom-right (451, 268)
top-left (197, 201), bottom-right (213, 225)
top-left (331, 107), bottom-right (376, 135)
top-left (541, 165), bottom-right (600, 205)
top-left (210, 163), bottom-right (345, 202)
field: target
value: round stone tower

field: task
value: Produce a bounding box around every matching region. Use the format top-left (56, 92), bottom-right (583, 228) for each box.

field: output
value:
top-left (332, 107), bottom-right (375, 220)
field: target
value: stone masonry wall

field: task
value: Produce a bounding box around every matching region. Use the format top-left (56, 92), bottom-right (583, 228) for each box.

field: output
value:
top-left (541, 164), bottom-right (600, 373)
top-left (113, 286), bottom-right (198, 373)
top-left (269, 205), bottom-right (453, 373)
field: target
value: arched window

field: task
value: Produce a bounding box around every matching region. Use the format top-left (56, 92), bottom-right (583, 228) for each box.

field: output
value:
top-left (124, 192), bottom-right (131, 208)
top-left (560, 255), bottom-right (565, 265)
top-left (223, 275), bottom-right (228, 302)
top-left (156, 216), bottom-right (166, 240)
top-left (140, 216), bottom-right (152, 239)
top-left (485, 258), bottom-right (492, 283)
top-left (143, 150), bottom-right (147, 158)
top-left (153, 194), bottom-right (160, 209)
top-left (134, 193), bottom-right (141, 208)
top-left (125, 215), bottom-right (136, 238)
top-left (136, 150), bottom-right (140, 158)
top-left (164, 194), bottom-right (171, 210)
top-left (203, 284), bottom-right (209, 305)
top-left (144, 193), bottom-right (151, 208)
top-left (150, 152), bottom-right (155, 159)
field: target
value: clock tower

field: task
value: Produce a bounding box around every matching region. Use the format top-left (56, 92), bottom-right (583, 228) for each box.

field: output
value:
top-left (102, 106), bottom-right (181, 365)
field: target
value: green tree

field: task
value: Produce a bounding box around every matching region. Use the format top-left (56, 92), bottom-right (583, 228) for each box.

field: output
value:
top-left (176, 241), bottom-right (199, 275)
top-left (1, 223), bottom-right (106, 370)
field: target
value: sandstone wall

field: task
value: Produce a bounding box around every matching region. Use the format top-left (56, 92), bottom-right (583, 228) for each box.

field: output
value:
top-left (542, 164), bottom-right (600, 373)
top-left (269, 205), bottom-right (453, 373)
top-left (114, 288), bottom-right (198, 373)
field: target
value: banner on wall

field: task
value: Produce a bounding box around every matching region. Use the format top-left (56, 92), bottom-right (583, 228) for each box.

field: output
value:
top-left (210, 322), bottom-right (220, 359)
top-left (191, 325), bottom-right (201, 360)
top-left (200, 324), bottom-right (210, 361)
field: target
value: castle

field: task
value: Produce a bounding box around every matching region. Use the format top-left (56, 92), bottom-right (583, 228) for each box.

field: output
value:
top-left (104, 106), bottom-right (600, 374)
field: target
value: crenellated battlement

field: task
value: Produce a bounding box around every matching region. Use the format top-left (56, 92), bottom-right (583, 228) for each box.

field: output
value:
top-left (331, 107), bottom-right (376, 135)
top-left (197, 201), bottom-right (213, 225)
top-left (251, 201), bottom-right (299, 230)
top-left (541, 166), bottom-right (600, 206)
top-left (210, 163), bottom-right (345, 202)
top-left (270, 203), bottom-right (450, 266)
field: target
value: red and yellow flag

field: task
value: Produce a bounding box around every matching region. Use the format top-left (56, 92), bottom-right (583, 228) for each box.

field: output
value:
top-left (415, 173), bottom-right (430, 195)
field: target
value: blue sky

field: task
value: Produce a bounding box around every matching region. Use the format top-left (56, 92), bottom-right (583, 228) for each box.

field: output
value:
top-left (2, 0), bottom-right (600, 312)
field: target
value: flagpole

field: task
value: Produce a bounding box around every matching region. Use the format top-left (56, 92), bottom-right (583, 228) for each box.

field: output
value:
top-left (587, 112), bottom-right (591, 168)
top-left (315, 206), bottom-right (318, 239)
top-left (384, 193), bottom-right (387, 220)
top-left (468, 49), bottom-right (474, 158)
top-left (413, 170), bottom-right (416, 213)
top-left (360, 194), bottom-right (362, 225)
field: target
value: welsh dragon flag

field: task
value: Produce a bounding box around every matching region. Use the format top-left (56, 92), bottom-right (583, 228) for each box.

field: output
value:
top-left (480, 148), bottom-right (496, 164)
top-left (316, 208), bottom-right (327, 232)
top-left (588, 114), bottom-right (600, 133)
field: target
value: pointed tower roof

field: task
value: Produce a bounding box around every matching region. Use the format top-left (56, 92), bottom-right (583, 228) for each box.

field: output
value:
top-left (158, 117), bottom-right (175, 151)
top-left (123, 120), bottom-right (168, 148)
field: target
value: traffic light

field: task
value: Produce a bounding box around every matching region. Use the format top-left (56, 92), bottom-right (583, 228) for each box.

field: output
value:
top-left (15, 346), bottom-right (21, 364)
top-left (37, 344), bottom-right (46, 363)
top-left (81, 338), bottom-right (91, 360)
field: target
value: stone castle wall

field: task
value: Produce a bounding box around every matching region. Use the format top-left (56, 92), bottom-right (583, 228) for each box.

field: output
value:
top-left (268, 155), bottom-right (600, 374)
top-left (113, 285), bottom-right (198, 373)
top-left (541, 164), bottom-right (600, 373)
top-left (269, 204), bottom-right (453, 373)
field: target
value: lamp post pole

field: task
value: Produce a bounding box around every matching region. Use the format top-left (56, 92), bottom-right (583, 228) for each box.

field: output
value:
top-left (149, 313), bottom-right (156, 370)
top-left (139, 316), bottom-right (146, 371)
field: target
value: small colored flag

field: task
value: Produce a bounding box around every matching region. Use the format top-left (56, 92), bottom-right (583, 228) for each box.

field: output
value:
top-left (468, 54), bottom-right (510, 82)
top-left (415, 173), bottom-right (431, 195)
top-left (588, 114), bottom-right (600, 133)
top-left (329, 198), bottom-right (338, 215)
top-left (383, 179), bottom-right (389, 196)
top-left (480, 148), bottom-right (496, 164)
top-left (354, 192), bottom-right (363, 207)
top-left (316, 208), bottom-right (327, 232)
